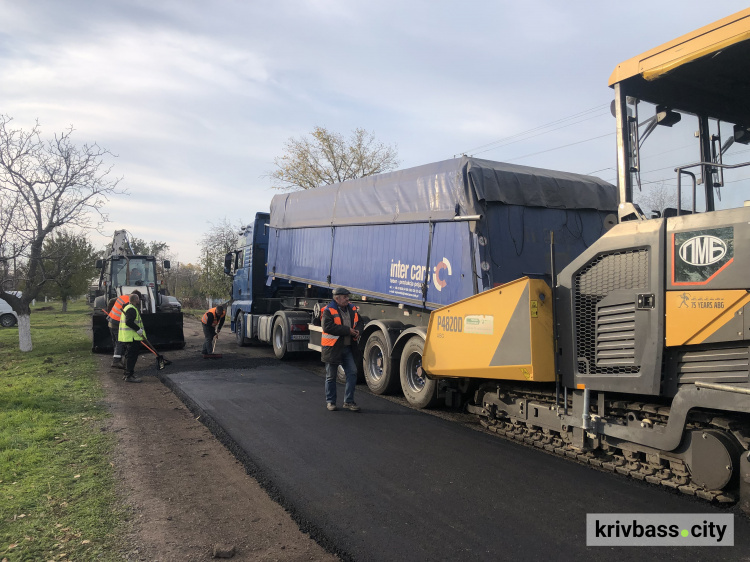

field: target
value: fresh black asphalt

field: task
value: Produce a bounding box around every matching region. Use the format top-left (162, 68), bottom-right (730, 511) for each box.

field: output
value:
top-left (163, 364), bottom-right (750, 561)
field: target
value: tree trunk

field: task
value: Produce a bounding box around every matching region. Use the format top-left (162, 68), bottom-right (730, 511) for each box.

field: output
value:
top-left (18, 314), bottom-right (32, 352)
top-left (62, 297), bottom-right (68, 312)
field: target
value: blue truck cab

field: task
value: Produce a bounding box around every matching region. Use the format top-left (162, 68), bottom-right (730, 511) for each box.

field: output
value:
top-left (225, 212), bottom-right (320, 358)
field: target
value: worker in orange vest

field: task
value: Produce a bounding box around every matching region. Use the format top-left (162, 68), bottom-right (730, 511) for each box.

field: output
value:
top-left (201, 305), bottom-right (226, 355)
top-left (321, 287), bottom-right (363, 412)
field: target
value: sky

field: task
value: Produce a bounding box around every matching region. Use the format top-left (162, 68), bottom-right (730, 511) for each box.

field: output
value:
top-left (1, 1), bottom-right (748, 263)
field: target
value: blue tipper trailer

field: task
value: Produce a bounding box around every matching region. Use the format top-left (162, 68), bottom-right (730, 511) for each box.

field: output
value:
top-left (224, 156), bottom-right (617, 407)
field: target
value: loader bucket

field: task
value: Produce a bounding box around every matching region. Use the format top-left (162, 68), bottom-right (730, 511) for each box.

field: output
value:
top-left (91, 311), bottom-right (185, 353)
top-left (92, 312), bottom-right (114, 352)
top-left (142, 312), bottom-right (186, 350)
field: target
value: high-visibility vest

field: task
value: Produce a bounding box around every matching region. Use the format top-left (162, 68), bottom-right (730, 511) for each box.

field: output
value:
top-left (118, 303), bottom-right (145, 342)
top-left (108, 294), bottom-right (131, 322)
top-left (321, 304), bottom-right (359, 348)
top-left (201, 307), bottom-right (225, 326)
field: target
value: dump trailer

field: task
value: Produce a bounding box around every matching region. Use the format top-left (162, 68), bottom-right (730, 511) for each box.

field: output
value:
top-left (225, 157), bottom-right (617, 406)
top-left (423, 8), bottom-right (750, 511)
top-left (91, 230), bottom-right (185, 352)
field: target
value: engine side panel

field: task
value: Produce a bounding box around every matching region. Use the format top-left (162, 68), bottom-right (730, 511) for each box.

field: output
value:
top-left (557, 219), bottom-right (665, 394)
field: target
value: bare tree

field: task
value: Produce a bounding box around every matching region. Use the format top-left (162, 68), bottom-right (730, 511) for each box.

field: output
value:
top-left (270, 126), bottom-right (399, 190)
top-left (634, 180), bottom-right (679, 216)
top-left (0, 116), bottom-right (123, 351)
top-left (128, 236), bottom-right (174, 288)
top-left (169, 262), bottom-right (203, 306)
top-left (199, 218), bottom-right (242, 306)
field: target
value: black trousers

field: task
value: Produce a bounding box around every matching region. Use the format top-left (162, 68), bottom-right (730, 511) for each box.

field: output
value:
top-left (123, 341), bottom-right (140, 375)
top-left (202, 324), bottom-right (216, 354)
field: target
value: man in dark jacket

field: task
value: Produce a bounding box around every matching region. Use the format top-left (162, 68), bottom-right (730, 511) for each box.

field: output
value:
top-left (118, 293), bottom-right (145, 383)
top-left (321, 287), bottom-right (363, 411)
top-left (201, 305), bottom-right (225, 355)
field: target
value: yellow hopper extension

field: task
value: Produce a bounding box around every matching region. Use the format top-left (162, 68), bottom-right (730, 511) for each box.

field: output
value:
top-left (423, 277), bottom-right (555, 382)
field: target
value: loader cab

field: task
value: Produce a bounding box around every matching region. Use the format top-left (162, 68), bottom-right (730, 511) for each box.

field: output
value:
top-left (110, 256), bottom-right (157, 287)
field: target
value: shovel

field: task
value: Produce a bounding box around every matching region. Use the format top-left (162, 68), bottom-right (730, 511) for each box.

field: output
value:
top-left (140, 340), bottom-right (173, 370)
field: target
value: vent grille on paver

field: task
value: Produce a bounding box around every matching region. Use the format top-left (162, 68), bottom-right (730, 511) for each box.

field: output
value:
top-left (574, 250), bottom-right (648, 375)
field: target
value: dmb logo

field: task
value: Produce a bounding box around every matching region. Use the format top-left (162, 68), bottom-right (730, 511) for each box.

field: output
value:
top-left (678, 235), bottom-right (727, 266)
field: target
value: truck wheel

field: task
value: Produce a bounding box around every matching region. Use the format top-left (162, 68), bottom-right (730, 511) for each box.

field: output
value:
top-left (235, 313), bottom-right (248, 347)
top-left (400, 337), bottom-right (438, 409)
top-left (336, 365), bottom-right (346, 385)
top-left (272, 316), bottom-right (289, 360)
top-left (0, 314), bottom-right (17, 328)
top-left (363, 331), bottom-right (398, 394)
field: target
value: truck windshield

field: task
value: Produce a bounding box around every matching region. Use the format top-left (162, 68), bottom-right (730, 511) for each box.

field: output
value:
top-left (629, 98), bottom-right (750, 216)
top-left (112, 257), bottom-right (156, 286)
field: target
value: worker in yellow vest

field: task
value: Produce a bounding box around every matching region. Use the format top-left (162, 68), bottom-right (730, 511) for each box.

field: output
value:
top-left (108, 290), bottom-right (141, 369)
top-left (118, 293), bottom-right (146, 383)
top-left (201, 305), bottom-right (226, 355)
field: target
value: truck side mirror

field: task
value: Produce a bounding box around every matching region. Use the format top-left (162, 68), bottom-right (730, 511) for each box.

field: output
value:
top-left (95, 259), bottom-right (103, 269)
top-left (163, 260), bottom-right (171, 269)
top-left (224, 252), bottom-right (233, 275)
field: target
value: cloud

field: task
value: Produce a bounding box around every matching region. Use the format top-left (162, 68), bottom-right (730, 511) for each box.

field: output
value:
top-left (1, 0), bottom-right (748, 263)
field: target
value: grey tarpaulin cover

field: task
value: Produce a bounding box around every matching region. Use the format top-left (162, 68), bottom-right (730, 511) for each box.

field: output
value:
top-left (270, 156), bottom-right (617, 228)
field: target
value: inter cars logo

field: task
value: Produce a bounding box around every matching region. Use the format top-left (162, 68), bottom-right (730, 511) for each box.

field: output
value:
top-left (433, 258), bottom-right (452, 292)
top-left (678, 235), bottom-right (727, 266)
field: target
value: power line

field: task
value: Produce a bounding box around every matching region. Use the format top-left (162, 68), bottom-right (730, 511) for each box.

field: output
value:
top-left (456, 103), bottom-right (610, 157)
top-left (472, 112), bottom-right (611, 157)
top-left (504, 132), bottom-right (613, 163)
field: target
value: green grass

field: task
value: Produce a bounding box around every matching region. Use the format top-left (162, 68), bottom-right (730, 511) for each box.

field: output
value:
top-left (0, 300), bottom-right (124, 561)
top-left (183, 307), bottom-right (205, 322)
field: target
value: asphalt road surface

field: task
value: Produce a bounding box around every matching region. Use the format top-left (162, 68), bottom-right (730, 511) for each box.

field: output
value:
top-left (160, 353), bottom-right (750, 562)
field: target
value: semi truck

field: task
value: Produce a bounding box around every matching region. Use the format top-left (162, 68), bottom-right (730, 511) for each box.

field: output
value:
top-left (225, 157), bottom-right (618, 408)
top-left (422, 9), bottom-right (750, 509)
top-left (91, 230), bottom-right (185, 352)
top-left (225, 8), bottom-right (750, 510)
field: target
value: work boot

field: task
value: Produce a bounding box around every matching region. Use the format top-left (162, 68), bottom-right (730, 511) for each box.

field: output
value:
top-left (111, 358), bottom-right (124, 369)
top-left (123, 374), bottom-right (142, 383)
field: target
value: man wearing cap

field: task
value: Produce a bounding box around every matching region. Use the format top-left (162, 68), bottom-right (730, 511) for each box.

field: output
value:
top-left (118, 293), bottom-right (145, 383)
top-left (108, 290), bottom-right (142, 369)
top-left (321, 287), bottom-right (363, 411)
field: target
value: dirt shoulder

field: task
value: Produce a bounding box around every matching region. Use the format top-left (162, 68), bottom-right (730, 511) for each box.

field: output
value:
top-left (99, 316), bottom-right (337, 561)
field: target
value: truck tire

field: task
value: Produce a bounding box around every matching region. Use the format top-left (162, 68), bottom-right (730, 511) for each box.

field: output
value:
top-left (363, 331), bottom-right (398, 394)
top-left (336, 365), bottom-right (346, 385)
top-left (400, 337), bottom-right (438, 409)
top-left (272, 316), bottom-right (289, 360)
top-left (235, 313), bottom-right (249, 347)
top-left (0, 314), bottom-right (17, 328)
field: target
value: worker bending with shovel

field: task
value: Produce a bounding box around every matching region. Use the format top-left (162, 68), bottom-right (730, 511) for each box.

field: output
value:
top-left (118, 293), bottom-right (146, 383)
top-left (201, 305), bottom-right (225, 357)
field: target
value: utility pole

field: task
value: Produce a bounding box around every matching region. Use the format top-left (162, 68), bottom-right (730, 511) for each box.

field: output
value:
top-left (206, 248), bottom-right (212, 309)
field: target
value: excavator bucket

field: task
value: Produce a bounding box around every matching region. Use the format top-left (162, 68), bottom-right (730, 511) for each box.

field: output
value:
top-left (91, 311), bottom-right (185, 353)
